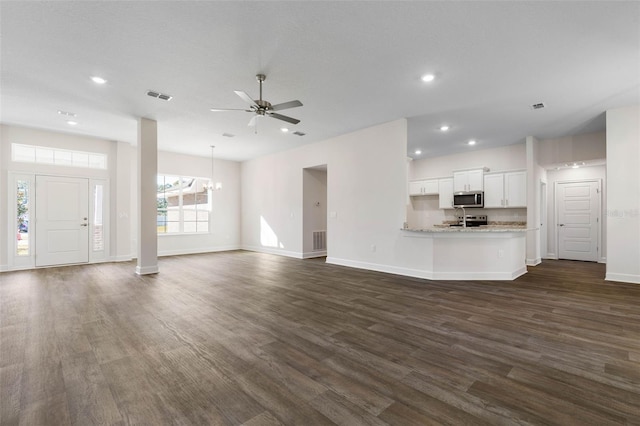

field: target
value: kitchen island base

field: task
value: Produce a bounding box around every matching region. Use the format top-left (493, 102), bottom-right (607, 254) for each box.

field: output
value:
top-left (400, 229), bottom-right (527, 281)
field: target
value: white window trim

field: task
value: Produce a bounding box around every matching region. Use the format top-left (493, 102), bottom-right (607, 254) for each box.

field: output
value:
top-left (157, 174), bottom-right (211, 236)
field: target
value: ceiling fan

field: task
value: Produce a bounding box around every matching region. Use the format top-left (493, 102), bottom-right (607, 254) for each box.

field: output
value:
top-left (211, 74), bottom-right (303, 128)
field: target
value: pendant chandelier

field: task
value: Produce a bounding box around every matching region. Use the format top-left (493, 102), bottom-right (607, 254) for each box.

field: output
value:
top-left (207, 145), bottom-right (222, 191)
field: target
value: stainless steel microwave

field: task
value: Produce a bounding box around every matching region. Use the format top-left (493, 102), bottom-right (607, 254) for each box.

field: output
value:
top-left (453, 191), bottom-right (484, 208)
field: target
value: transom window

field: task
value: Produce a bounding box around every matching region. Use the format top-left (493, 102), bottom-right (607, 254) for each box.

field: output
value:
top-left (157, 175), bottom-right (210, 234)
top-left (12, 143), bottom-right (107, 169)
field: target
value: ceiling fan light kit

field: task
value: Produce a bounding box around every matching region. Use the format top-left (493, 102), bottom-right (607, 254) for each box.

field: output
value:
top-left (211, 74), bottom-right (303, 132)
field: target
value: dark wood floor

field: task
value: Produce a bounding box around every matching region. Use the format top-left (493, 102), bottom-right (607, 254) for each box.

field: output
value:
top-left (1, 251), bottom-right (639, 425)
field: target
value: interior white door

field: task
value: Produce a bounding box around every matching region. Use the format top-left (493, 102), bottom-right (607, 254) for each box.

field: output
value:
top-left (35, 175), bottom-right (89, 267)
top-left (557, 181), bottom-right (599, 262)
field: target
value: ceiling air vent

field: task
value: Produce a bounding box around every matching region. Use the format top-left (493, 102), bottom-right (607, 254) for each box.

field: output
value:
top-left (530, 102), bottom-right (546, 110)
top-left (146, 90), bottom-right (173, 101)
top-left (222, 133), bottom-right (235, 138)
top-left (292, 131), bottom-right (306, 136)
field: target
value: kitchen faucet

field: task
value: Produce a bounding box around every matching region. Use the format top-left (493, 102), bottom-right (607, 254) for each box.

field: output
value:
top-left (455, 206), bottom-right (466, 227)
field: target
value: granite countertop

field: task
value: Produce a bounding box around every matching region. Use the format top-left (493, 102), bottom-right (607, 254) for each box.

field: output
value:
top-left (403, 224), bottom-right (528, 233)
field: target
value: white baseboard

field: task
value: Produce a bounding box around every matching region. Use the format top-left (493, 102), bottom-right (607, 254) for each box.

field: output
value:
top-left (302, 251), bottom-right (327, 259)
top-left (135, 265), bottom-right (159, 275)
top-left (327, 257), bottom-right (434, 279)
top-left (545, 252), bottom-right (557, 259)
top-left (242, 245), bottom-right (304, 259)
top-left (598, 257), bottom-right (606, 264)
top-left (526, 257), bottom-right (542, 266)
top-left (158, 245), bottom-right (241, 257)
top-left (605, 272), bottom-right (640, 284)
top-left (432, 266), bottom-right (527, 281)
top-left (0, 264), bottom-right (7, 272)
top-left (326, 257), bottom-right (527, 281)
top-left (113, 255), bottom-right (133, 262)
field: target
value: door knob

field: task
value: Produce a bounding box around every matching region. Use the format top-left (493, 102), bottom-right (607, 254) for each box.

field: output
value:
top-left (559, 224), bottom-right (565, 226)
top-left (80, 223), bottom-right (88, 227)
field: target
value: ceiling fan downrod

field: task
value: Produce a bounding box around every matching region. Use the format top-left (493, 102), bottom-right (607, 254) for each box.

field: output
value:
top-left (256, 74), bottom-right (265, 103)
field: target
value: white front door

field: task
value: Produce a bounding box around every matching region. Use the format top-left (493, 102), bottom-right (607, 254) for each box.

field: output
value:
top-left (35, 175), bottom-right (89, 267)
top-left (557, 181), bottom-right (599, 262)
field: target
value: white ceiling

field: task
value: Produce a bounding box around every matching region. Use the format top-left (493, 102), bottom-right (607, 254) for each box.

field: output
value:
top-left (1, 1), bottom-right (639, 162)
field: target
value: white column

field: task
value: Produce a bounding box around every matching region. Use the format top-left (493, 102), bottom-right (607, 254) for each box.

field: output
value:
top-left (136, 118), bottom-right (159, 275)
top-left (606, 105), bottom-right (640, 284)
top-left (526, 136), bottom-right (541, 266)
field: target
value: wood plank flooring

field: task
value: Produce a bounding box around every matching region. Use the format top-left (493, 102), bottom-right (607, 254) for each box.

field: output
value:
top-left (1, 251), bottom-right (639, 425)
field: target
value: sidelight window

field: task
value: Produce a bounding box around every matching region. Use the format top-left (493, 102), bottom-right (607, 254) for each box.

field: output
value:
top-left (16, 180), bottom-right (30, 256)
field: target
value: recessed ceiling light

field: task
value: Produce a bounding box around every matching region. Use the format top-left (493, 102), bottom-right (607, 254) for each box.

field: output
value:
top-left (421, 74), bottom-right (435, 82)
top-left (91, 76), bottom-right (107, 85)
top-left (281, 127), bottom-right (289, 133)
top-left (414, 149), bottom-right (422, 155)
top-left (66, 120), bottom-right (78, 126)
top-left (440, 125), bottom-right (450, 131)
top-left (468, 140), bottom-right (476, 146)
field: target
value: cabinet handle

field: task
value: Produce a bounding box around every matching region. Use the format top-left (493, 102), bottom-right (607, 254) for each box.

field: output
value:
top-left (505, 199), bottom-right (509, 206)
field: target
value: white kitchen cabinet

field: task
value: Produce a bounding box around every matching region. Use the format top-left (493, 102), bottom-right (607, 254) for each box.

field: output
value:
top-left (483, 174), bottom-right (504, 208)
top-left (438, 178), bottom-right (454, 209)
top-left (505, 171), bottom-right (527, 207)
top-left (483, 171), bottom-right (527, 208)
top-left (409, 179), bottom-right (439, 196)
top-left (453, 169), bottom-right (484, 192)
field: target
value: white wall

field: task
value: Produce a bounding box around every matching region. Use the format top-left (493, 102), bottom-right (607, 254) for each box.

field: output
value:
top-left (241, 119), bottom-right (407, 267)
top-left (410, 143), bottom-right (526, 180)
top-left (539, 131), bottom-right (606, 166)
top-left (606, 105), bottom-right (640, 284)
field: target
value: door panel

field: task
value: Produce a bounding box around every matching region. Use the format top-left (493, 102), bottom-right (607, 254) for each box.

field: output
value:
top-left (557, 181), bottom-right (599, 262)
top-left (35, 176), bottom-right (89, 266)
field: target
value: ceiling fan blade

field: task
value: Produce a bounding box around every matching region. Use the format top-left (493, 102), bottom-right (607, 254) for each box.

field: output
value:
top-left (270, 100), bottom-right (303, 111)
top-left (234, 90), bottom-right (258, 107)
top-left (269, 112), bottom-right (300, 125)
top-left (210, 108), bottom-right (252, 112)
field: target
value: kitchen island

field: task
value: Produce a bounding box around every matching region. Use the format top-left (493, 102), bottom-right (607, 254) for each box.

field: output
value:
top-left (400, 226), bottom-right (527, 280)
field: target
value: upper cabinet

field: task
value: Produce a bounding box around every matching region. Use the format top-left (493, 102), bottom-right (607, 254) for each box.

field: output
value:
top-left (438, 178), bottom-right (454, 209)
top-left (483, 171), bottom-right (527, 208)
top-left (409, 179), bottom-right (439, 196)
top-left (453, 169), bottom-right (485, 192)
